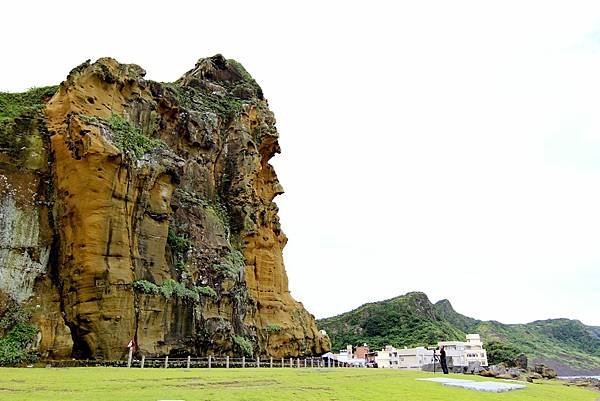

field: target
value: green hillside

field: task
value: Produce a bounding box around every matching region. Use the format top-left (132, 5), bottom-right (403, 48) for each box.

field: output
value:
top-left (317, 292), bottom-right (600, 375)
top-left (317, 292), bottom-right (464, 351)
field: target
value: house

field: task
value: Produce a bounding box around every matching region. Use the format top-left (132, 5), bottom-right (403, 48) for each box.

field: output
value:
top-left (374, 345), bottom-right (433, 369)
top-left (332, 345), bottom-right (367, 366)
top-left (439, 334), bottom-right (488, 367)
top-left (355, 344), bottom-right (370, 359)
top-left (373, 334), bottom-right (488, 370)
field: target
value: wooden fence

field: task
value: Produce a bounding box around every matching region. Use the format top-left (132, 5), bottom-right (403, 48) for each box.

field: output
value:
top-left (127, 356), bottom-right (349, 369)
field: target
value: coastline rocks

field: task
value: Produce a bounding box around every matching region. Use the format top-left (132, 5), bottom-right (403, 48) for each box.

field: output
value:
top-left (534, 364), bottom-right (558, 379)
top-left (515, 353), bottom-right (528, 370)
top-left (564, 377), bottom-right (600, 391)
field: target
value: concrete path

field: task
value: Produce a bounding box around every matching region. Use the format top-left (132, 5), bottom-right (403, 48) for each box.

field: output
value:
top-left (417, 377), bottom-right (526, 393)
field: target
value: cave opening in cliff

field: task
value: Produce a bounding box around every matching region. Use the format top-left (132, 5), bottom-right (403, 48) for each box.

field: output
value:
top-left (69, 327), bottom-right (93, 360)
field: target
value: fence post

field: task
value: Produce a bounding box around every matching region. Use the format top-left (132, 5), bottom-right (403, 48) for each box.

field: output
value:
top-left (327, 358), bottom-right (330, 368)
top-left (281, 357), bottom-right (284, 368)
top-left (270, 357), bottom-right (273, 368)
top-left (127, 347), bottom-right (133, 368)
top-left (140, 355), bottom-right (145, 369)
top-left (241, 356), bottom-right (245, 368)
top-left (186, 355), bottom-right (191, 369)
top-left (304, 358), bottom-right (307, 368)
top-left (208, 355), bottom-right (212, 369)
top-left (226, 356), bottom-right (230, 369)
top-left (257, 357), bottom-right (260, 368)
top-left (310, 358), bottom-right (313, 368)
top-left (164, 356), bottom-right (169, 369)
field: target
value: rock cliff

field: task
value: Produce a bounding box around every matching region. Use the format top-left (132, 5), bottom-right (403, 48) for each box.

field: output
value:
top-left (0, 56), bottom-right (330, 360)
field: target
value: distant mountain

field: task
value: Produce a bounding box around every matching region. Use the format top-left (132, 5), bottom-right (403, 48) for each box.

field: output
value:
top-left (317, 292), bottom-right (600, 375)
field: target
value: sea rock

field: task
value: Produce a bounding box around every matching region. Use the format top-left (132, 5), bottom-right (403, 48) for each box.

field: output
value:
top-left (479, 370), bottom-right (498, 378)
top-left (515, 353), bottom-right (528, 370)
top-left (564, 377), bottom-right (600, 390)
top-left (534, 364), bottom-right (558, 379)
top-left (0, 56), bottom-right (330, 360)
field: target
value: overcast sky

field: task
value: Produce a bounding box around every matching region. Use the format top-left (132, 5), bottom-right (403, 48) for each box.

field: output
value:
top-left (3, 1), bottom-right (600, 326)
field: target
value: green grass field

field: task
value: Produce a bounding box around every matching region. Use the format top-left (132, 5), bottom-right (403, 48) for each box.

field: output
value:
top-left (0, 367), bottom-right (597, 401)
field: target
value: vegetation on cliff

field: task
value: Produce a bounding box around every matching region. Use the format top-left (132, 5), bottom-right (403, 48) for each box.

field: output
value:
top-left (0, 86), bottom-right (56, 161)
top-left (80, 113), bottom-right (166, 158)
top-left (106, 113), bottom-right (166, 158)
top-left (0, 86), bottom-right (57, 123)
top-left (0, 302), bottom-right (38, 366)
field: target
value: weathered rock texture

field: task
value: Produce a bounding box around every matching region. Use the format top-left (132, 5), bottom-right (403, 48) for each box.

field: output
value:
top-left (0, 56), bottom-right (329, 360)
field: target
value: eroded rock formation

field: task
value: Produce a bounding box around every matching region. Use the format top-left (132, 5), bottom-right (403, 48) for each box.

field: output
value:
top-left (0, 56), bottom-right (330, 360)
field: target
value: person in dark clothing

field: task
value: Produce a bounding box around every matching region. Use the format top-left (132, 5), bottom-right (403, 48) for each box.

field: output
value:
top-left (440, 346), bottom-right (449, 374)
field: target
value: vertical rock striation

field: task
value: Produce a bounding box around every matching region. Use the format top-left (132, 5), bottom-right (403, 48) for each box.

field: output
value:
top-left (0, 56), bottom-right (329, 360)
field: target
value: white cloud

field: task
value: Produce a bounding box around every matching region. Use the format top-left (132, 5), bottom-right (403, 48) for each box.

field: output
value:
top-left (2, 0), bottom-right (600, 325)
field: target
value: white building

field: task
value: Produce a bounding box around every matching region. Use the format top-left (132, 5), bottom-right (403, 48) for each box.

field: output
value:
top-left (439, 334), bottom-right (488, 367)
top-left (374, 334), bottom-right (488, 370)
top-left (375, 345), bottom-right (435, 369)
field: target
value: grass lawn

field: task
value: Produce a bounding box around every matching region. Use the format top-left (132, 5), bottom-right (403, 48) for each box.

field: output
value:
top-left (0, 367), bottom-right (597, 401)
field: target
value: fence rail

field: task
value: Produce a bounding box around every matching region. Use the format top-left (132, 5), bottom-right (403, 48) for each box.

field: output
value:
top-left (43, 357), bottom-right (350, 369)
top-left (131, 356), bottom-right (348, 369)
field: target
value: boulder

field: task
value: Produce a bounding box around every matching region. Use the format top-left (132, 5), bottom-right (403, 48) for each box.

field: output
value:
top-left (479, 370), bottom-right (497, 378)
top-left (533, 364), bottom-right (557, 379)
top-left (515, 353), bottom-right (528, 370)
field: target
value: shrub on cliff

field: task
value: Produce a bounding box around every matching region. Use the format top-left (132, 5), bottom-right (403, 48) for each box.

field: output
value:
top-left (233, 335), bottom-right (253, 357)
top-left (0, 86), bottom-right (57, 123)
top-left (132, 279), bottom-right (201, 303)
top-left (107, 113), bottom-right (166, 158)
top-left (213, 249), bottom-right (245, 278)
top-left (196, 286), bottom-right (218, 299)
top-left (0, 303), bottom-right (38, 366)
top-left (132, 280), bottom-right (160, 295)
top-left (266, 324), bottom-right (282, 333)
top-left (0, 86), bottom-right (57, 160)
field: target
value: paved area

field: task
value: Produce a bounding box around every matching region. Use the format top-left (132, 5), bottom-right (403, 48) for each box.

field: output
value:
top-left (417, 377), bottom-right (527, 393)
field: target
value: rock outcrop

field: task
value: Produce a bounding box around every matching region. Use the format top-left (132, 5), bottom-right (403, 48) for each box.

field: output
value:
top-left (0, 56), bottom-right (329, 360)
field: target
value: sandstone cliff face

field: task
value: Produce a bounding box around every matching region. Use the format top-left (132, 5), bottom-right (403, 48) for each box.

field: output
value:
top-left (0, 56), bottom-right (329, 360)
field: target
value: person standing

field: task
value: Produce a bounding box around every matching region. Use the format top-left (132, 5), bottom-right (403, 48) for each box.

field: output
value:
top-left (440, 346), bottom-right (449, 374)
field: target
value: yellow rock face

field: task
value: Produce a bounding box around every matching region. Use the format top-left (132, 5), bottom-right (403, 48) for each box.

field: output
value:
top-left (1, 56), bottom-right (329, 360)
